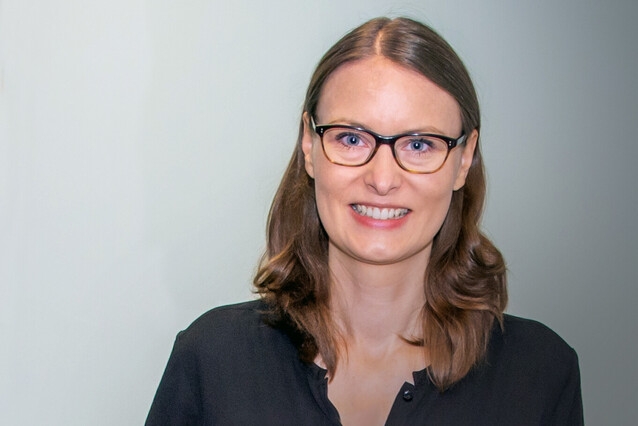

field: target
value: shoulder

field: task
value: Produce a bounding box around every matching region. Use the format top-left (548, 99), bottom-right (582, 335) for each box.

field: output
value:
top-left (180, 299), bottom-right (267, 340)
top-left (173, 299), bottom-right (298, 368)
top-left (483, 314), bottom-right (580, 395)
top-left (147, 300), bottom-right (322, 424)
top-left (497, 314), bottom-right (578, 365)
top-left (177, 299), bottom-right (277, 347)
top-left (470, 315), bottom-right (584, 424)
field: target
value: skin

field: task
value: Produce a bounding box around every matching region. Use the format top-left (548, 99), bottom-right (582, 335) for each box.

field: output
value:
top-left (301, 56), bottom-right (477, 426)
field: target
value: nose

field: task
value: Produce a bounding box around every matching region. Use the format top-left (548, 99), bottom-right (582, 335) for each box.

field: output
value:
top-left (363, 145), bottom-right (402, 195)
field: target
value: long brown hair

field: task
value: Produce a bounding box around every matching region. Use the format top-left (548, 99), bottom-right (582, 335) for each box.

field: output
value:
top-left (254, 17), bottom-right (507, 391)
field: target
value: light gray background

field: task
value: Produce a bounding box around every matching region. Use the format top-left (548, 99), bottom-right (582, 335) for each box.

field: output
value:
top-left (1, 1), bottom-right (636, 425)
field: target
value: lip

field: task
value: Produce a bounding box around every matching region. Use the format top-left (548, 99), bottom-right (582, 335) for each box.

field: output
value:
top-left (349, 203), bottom-right (411, 229)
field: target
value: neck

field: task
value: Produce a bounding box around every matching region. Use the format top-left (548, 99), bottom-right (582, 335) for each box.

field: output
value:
top-left (327, 244), bottom-right (428, 347)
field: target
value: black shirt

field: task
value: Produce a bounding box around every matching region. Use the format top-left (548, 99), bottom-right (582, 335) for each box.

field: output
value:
top-left (146, 300), bottom-right (583, 425)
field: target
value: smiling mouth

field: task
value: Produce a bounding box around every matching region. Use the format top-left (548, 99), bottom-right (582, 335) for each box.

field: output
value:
top-left (351, 204), bottom-right (410, 220)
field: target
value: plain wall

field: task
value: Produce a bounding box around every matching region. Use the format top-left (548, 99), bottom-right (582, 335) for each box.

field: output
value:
top-left (1, 1), bottom-right (636, 424)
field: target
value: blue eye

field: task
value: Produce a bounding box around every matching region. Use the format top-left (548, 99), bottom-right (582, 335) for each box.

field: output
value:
top-left (407, 138), bottom-right (434, 151)
top-left (337, 132), bottom-right (365, 147)
top-left (323, 127), bottom-right (374, 155)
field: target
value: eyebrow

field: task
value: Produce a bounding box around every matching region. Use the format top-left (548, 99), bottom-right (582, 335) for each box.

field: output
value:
top-left (323, 117), bottom-right (450, 136)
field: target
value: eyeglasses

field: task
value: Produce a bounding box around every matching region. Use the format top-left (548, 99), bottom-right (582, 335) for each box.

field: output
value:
top-left (311, 117), bottom-right (466, 174)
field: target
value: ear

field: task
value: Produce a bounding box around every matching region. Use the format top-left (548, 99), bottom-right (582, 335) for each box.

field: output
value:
top-left (453, 129), bottom-right (478, 191)
top-left (301, 112), bottom-right (316, 179)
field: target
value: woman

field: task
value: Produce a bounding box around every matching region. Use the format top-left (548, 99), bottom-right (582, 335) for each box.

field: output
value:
top-left (146, 17), bottom-right (583, 425)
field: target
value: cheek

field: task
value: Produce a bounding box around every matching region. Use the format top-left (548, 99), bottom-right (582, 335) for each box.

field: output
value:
top-left (429, 190), bottom-right (454, 231)
top-left (410, 175), bottom-right (457, 232)
top-left (312, 163), bottom-right (348, 226)
top-left (314, 180), bottom-right (334, 221)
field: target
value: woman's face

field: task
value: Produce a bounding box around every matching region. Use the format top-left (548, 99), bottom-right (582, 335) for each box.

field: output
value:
top-left (302, 57), bottom-right (477, 268)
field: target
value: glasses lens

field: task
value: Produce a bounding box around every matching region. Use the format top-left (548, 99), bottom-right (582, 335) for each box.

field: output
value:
top-left (395, 136), bottom-right (448, 173)
top-left (322, 127), bottom-right (374, 165)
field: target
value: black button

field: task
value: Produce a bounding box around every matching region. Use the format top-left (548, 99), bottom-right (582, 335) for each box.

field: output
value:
top-left (402, 390), bottom-right (413, 401)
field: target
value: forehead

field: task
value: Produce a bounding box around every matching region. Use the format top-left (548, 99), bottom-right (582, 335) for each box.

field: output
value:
top-left (316, 56), bottom-right (462, 136)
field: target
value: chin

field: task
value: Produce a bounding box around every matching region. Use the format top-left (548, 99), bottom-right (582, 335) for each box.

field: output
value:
top-left (346, 242), bottom-right (429, 267)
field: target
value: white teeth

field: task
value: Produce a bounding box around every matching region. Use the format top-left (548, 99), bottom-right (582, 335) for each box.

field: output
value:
top-left (352, 205), bottom-right (409, 220)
